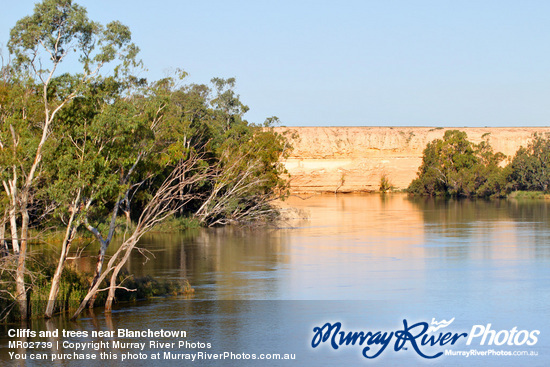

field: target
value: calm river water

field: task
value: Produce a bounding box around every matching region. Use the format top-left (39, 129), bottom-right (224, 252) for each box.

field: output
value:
top-left (1, 194), bottom-right (549, 366)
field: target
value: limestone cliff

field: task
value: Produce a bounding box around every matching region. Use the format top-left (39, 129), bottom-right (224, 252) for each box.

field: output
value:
top-left (275, 126), bottom-right (550, 193)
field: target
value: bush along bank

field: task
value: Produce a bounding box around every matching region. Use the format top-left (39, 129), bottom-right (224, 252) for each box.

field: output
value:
top-left (407, 130), bottom-right (550, 198)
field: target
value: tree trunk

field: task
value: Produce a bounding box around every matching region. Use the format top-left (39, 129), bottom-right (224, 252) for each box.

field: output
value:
top-left (2, 169), bottom-right (20, 254)
top-left (15, 205), bottom-right (29, 320)
top-left (86, 193), bottom-right (123, 308)
top-left (8, 200), bottom-right (19, 254)
top-left (124, 210), bottom-right (131, 229)
top-left (0, 211), bottom-right (7, 257)
top-left (44, 208), bottom-right (78, 318)
top-left (105, 238), bottom-right (136, 312)
top-left (72, 234), bottom-right (138, 319)
top-left (87, 238), bottom-right (107, 309)
top-left (73, 157), bottom-right (201, 319)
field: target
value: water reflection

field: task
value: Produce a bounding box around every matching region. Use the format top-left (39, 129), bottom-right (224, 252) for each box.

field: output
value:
top-left (122, 227), bottom-right (291, 300)
top-left (409, 196), bottom-right (550, 260)
top-left (110, 194), bottom-right (550, 304)
top-left (2, 194), bottom-right (549, 366)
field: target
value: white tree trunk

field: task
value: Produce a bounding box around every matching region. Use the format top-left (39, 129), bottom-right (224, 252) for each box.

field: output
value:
top-left (44, 191), bottom-right (81, 318)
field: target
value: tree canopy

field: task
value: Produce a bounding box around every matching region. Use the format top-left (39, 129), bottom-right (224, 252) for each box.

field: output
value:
top-left (408, 130), bottom-right (550, 198)
top-left (507, 133), bottom-right (550, 192)
top-left (407, 130), bottom-right (508, 197)
top-left (1, 0), bottom-right (290, 320)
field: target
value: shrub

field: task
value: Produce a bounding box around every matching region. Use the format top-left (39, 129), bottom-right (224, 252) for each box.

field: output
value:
top-left (508, 133), bottom-right (550, 192)
top-left (408, 130), bottom-right (507, 197)
top-left (379, 174), bottom-right (393, 193)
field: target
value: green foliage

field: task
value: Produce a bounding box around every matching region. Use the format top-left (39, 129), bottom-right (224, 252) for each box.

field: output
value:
top-left (43, 76), bottom-right (159, 225)
top-left (508, 191), bottom-right (550, 200)
top-left (2, 0), bottom-right (143, 239)
top-left (1, 253), bottom-right (192, 321)
top-left (150, 76), bottom-right (290, 226)
top-left (409, 131), bottom-right (550, 198)
top-left (408, 130), bottom-right (507, 197)
top-left (114, 270), bottom-right (194, 303)
top-left (151, 216), bottom-right (201, 232)
top-left (29, 260), bottom-right (92, 317)
top-left (0, 0), bottom-right (290, 319)
top-left (8, 0), bottom-right (139, 78)
top-left (0, 80), bottom-right (43, 182)
top-left (0, 254), bottom-right (93, 321)
top-left (0, 255), bottom-right (21, 321)
top-left (3, 0), bottom-right (290, 232)
top-left (508, 133), bottom-right (550, 192)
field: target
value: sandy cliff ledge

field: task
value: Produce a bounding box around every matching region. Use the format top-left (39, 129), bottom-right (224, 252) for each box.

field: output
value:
top-left (274, 126), bottom-right (550, 193)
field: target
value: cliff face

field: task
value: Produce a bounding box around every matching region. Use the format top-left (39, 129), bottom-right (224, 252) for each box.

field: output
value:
top-left (275, 126), bottom-right (550, 193)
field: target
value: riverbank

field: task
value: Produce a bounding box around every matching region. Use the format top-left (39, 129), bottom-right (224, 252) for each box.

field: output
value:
top-left (275, 127), bottom-right (550, 193)
top-left (0, 253), bottom-right (193, 322)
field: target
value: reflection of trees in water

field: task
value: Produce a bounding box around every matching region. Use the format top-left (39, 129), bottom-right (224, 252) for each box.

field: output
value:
top-left (506, 200), bottom-right (550, 258)
top-left (122, 228), bottom-right (290, 293)
top-left (507, 199), bottom-right (550, 222)
top-left (407, 196), bottom-right (550, 258)
top-left (407, 196), bottom-right (510, 226)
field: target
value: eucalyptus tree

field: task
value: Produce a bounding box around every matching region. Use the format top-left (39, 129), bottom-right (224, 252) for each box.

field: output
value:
top-left (47, 68), bottom-right (208, 317)
top-left (508, 133), bottom-right (550, 192)
top-left (168, 79), bottom-right (289, 226)
top-left (1, 0), bottom-right (139, 319)
top-left (76, 77), bottom-right (173, 310)
top-left (210, 77), bottom-right (249, 133)
top-left (407, 130), bottom-right (507, 197)
top-left (42, 76), bottom-right (150, 316)
top-left (71, 151), bottom-right (210, 319)
top-left (2, 1), bottom-right (291, 320)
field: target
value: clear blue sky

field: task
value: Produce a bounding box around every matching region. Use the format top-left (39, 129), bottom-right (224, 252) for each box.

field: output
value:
top-left (2, 0), bottom-right (550, 127)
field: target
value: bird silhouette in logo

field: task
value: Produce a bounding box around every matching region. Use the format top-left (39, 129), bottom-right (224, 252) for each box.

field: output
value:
top-left (427, 318), bottom-right (455, 333)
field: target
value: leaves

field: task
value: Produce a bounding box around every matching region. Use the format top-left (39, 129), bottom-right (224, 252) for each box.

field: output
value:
top-left (1, 0), bottom-right (291, 320)
top-left (9, 0), bottom-right (98, 73)
top-left (508, 133), bottom-right (550, 192)
top-left (408, 130), bottom-right (506, 198)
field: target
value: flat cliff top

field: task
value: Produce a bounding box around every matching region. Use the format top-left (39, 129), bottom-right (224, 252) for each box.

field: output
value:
top-left (274, 126), bottom-right (550, 193)
top-left (275, 126), bottom-right (550, 159)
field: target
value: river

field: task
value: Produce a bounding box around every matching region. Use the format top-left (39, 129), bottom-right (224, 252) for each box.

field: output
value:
top-left (1, 194), bottom-right (549, 366)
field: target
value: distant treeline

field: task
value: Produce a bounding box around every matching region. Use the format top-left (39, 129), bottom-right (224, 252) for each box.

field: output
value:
top-left (408, 130), bottom-right (550, 197)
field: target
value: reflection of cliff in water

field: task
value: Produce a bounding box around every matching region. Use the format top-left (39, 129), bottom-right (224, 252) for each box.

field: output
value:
top-left (283, 193), bottom-right (427, 259)
top-left (62, 194), bottom-right (550, 303)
